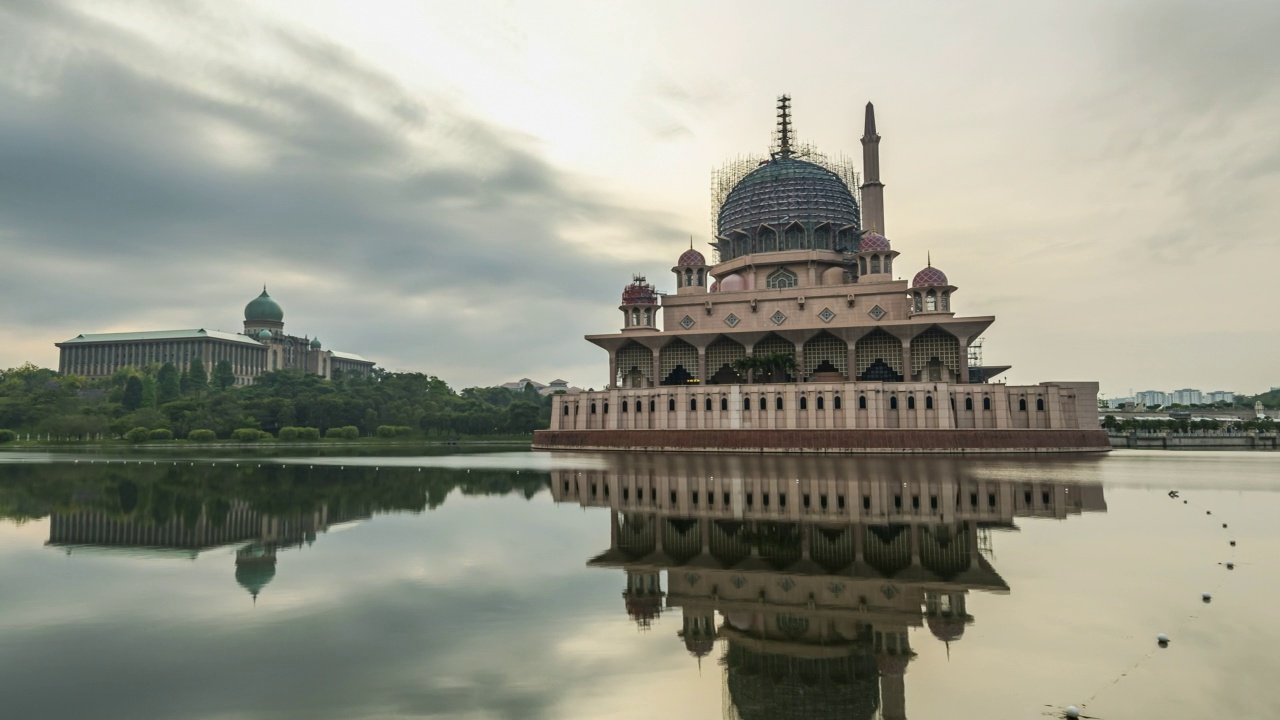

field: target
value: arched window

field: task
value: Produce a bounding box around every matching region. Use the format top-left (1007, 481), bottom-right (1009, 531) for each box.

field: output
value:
top-left (622, 400), bottom-right (628, 413)
top-left (759, 397), bottom-right (767, 410)
top-left (926, 395), bottom-right (934, 410)
top-left (668, 398), bottom-right (676, 411)
top-left (1036, 398), bottom-right (1045, 411)
top-left (697, 269), bottom-right (705, 286)
top-left (643, 308), bottom-right (651, 325)
top-left (890, 396), bottom-right (899, 410)
top-left (858, 396), bottom-right (866, 410)
top-left (744, 397), bottom-right (752, 410)
top-left (766, 267), bottom-right (799, 289)
top-left (563, 404), bottom-right (569, 416)
top-left (817, 396), bottom-right (825, 410)
top-left (870, 255), bottom-right (881, 274)
top-left (705, 397), bottom-right (712, 411)
top-left (591, 402), bottom-right (597, 414)
top-left (649, 400), bottom-right (655, 412)
top-left (1019, 398), bottom-right (1027, 411)
top-left (630, 308), bottom-right (639, 325)
top-left (926, 291), bottom-right (937, 312)
top-left (690, 397), bottom-right (697, 411)
top-left (965, 397), bottom-right (973, 411)
top-left (800, 396), bottom-right (808, 410)
top-left (635, 399), bottom-right (642, 413)
top-left (720, 397), bottom-right (728, 411)
top-left (884, 257), bottom-right (892, 275)
top-left (684, 268), bottom-right (694, 286)
top-left (983, 396), bottom-right (991, 410)
top-left (859, 257), bottom-right (868, 275)
top-left (913, 293), bottom-right (923, 312)
top-left (603, 402), bottom-right (609, 413)
top-left (908, 396), bottom-right (916, 410)
top-left (776, 396), bottom-right (784, 410)
top-left (941, 292), bottom-right (950, 311)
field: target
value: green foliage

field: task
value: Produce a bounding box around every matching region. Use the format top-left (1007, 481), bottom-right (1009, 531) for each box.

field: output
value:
top-left (278, 426), bottom-right (300, 441)
top-left (325, 425), bottom-right (361, 440)
top-left (733, 352), bottom-right (797, 383)
top-left (140, 374), bottom-right (158, 408)
top-left (157, 363), bottom-right (180, 403)
top-left (298, 427), bottom-right (321, 441)
top-left (376, 425), bottom-right (414, 438)
top-left (148, 428), bottom-right (174, 441)
top-left (187, 429), bottom-right (217, 442)
top-left (231, 428), bottom-right (264, 442)
top-left (0, 430), bottom-right (16, 443)
top-left (125, 426), bottom-right (150, 443)
top-left (122, 376), bottom-right (144, 411)
top-left (184, 358), bottom-right (208, 396)
top-left (212, 360), bottom-right (236, 390)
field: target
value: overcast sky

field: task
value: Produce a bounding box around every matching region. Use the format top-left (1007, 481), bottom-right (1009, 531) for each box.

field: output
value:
top-left (1, 0), bottom-right (1276, 397)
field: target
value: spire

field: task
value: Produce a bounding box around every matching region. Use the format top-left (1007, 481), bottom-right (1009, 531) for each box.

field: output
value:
top-left (928, 251), bottom-right (932, 267)
top-left (863, 102), bottom-right (878, 140)
top-left (775, 94), bottom-right (793, 158)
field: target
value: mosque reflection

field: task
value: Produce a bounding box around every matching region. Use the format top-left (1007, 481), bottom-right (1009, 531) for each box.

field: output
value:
top-left (552, 455), bottom-right (1106, 720)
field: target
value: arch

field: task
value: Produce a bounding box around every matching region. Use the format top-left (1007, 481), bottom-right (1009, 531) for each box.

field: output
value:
top-left (907, 396), bottom-right (916, 410)
top-left (836, 227), bottom-right (856, 249)
top-left (776, 396), bottom-right (784, 410)
top-left (642, 308), bottom-right (651, 326)
top-left (803, 331), bottom-right (848, 379)
top-left (913, 293), bottom-right (923, 312)
top-left (983, 396), bottom-right (991, 410)
top-left (758, 225), bottom-right (778, 253)
top-left (659, 338), bottom-right (699, 385)
top-left (941, 291), bottom-right (950, 311)
top-left (813, 223), bottom-right (832, 250)
top-left (890, 396), bottom-right (899, 410)
top-left (630, 307), bottom-right (640, 326)
top-left (1019, 398), bottom-right (1027, 411)
top-left (965, 397), bottom-right (973, 411)
top-left (910, 327), bottom-right (961, 381)
top-left (766, 267), bottom-right (798, 289)
top-left (591, 402), bottom-right (598, 414)
top-left (925, 290), bottom-right (937, 312)
top-left (720, 397), bottom-right (728, 411)
top-left (668, 398), bottom-right (676, 411)
top-left (705, 397), bottom-right (713, 411)
top-left (859, 257), bottom-right (868, 275)
top-left (562, 404), bottom-right (569, 416)
top-left (834, 395), bottom-right (843, 410)
top-left (617, 341), bottom-right (654, 388)
top-left (884, 256), bottom-right (893, 275)
top-left (622, 400), bottom-right (629, 413)
top-left (800, 396), bottom-right (808, 410)
top-left (817, 396), bottom-right (825, 410)
top-left (690, 397), bottom-right (697, 411)
top-left (743, 397), bottom-right (751, 411)
top-left (855, 328), bottom-right (905, 381)
top-left (870, 255), bottom-right (881, 274)
top-left (649, 400), bottom-right (655, 412)
top-left (759, 396), bottom-right (767, 411)
top-left (783, 222), bottom-right (805, 251)
top-left (858, 395), bottom-right (866, 410)
top-left (697, 268), bottom-right (706, 286)
top-left (706, 336), bottom-right (746, 384)
top-left (1036, 398), bottom-right (1045, 411)
top-left (926, 395), bottom-right (934, 410)
top-left (684, 268), bottom-right (694, 287)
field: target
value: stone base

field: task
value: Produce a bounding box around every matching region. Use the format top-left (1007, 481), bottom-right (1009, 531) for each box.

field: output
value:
top-left (532, 428), bottom-right (1112, 454)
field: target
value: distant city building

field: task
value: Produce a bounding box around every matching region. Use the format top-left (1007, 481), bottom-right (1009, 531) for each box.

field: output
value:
top-left (1135, 390), bottom-right (1168, 407)
top-left (55, 288), bottom-right (374, 385)
top-left (501, 378), bottom-right (582, 396)
top-left (1206, 391), bottom-right (1235, 404)
top-left (1170, 388), bottom-right (1203, 406)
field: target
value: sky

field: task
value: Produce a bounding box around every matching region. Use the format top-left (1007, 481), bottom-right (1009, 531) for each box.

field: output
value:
top-left (0, 0), bottom-right (1276, 398)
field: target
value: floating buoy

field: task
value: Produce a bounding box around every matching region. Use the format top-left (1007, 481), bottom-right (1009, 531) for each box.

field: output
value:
top-left (1230, 540), bottom-right (1236, 547)
top-left (1222, 523), bottom-right (1228, 528)
top-left (1157, 633), bottom-right (1170, 645)
top-left (1202, 592), bottom-right (1212, 602)
top-left (1065, 707), bottom-right (1080, 719)
top-left (1226, 562), bottom-right (1235, 570)
top-left (1206, 511), bottom-right (1211, 515)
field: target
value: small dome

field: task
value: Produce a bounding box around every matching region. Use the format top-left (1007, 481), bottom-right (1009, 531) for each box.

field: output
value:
top-left (912, 265), bottom-right (949, 287)
top-left (859, 231), bottom-right (891, 252)
top-left (256, 329), bottom-right (272, 340)
top-left (678, 248), bottom-right (707, 266)
top-left (719, 273), bottom-right (746, 292)
top-left (684, 636), bottom-right (715, 658)
top-left (927, 616), bottom-right (966, 643)
top-left (310, 337), bottom-right (322, 349)
top-left (245, 288), bottom-right (283, 322)
top-left (621, 276), bottom-right (658, 305)
top-left (875, 654), bottom-right (910, 678)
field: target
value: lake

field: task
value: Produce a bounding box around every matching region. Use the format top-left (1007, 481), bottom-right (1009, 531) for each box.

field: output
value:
top-left (0, 448), bottom-right (1276, 719)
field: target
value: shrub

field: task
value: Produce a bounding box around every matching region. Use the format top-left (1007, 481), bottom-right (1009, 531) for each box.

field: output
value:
top-left (258, 430), bottom-right (273, 440)
top-left (376, 425), bottom-right (400, 438)
top-left (278, 427), bottom-right (300, 441)
top-left (324, 427), bottom-right (346, 440)
top-left (125, 427), bottom-right (150, 443)
top-left (148, 429), bottom-right (174, 441)
top-left (187, 429), bottom-right (217, 442)
top-left (231, 428), bottom-right (262, 442)
top-left (341, 425), bottom-right (360, 440)
top-left (298, 427), bottom-right (321, 441)
top-left (0, 430), bottom-right (16, 443)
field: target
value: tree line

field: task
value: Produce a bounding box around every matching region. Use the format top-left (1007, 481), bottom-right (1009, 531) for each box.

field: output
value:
top-left (0, 362), bottom-right (554, 441)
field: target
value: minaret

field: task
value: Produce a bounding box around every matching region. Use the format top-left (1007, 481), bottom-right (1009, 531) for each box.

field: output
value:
top-left (860, 102), bottom-right (885, 235)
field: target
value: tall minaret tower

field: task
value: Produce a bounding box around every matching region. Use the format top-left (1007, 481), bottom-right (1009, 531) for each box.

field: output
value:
top-left (860, 102), bottom-right (886, 234)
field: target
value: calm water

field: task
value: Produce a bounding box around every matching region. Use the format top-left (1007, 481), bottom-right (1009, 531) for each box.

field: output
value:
top-left (0, 449), bottom-right (1277, 720)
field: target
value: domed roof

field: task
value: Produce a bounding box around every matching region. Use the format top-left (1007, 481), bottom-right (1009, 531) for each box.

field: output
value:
top-left (684, 636), bottom-right (715, 658)
top-left (235, 558), bottom-right (276, 599)
top-left (859, 231), bottom-right (891, 252)
top-left (678, 248), bottom-right (707, 266)
top-left (621, 276), bottom-right (658, 305)
top-left (256, 329), bottom-right (272, 340)
top-left (245, 288), bottom-right (283, 322)
top-left (912, 265), bottom-right (949, 287)
top-left (717, 157), bottom-right (860, 237)
top-left (927, 616), bottom-right (966, 643)
top-left (719, 273), bottom-right (746, 292)
top-left (310, 337), bottom-right (322, 349)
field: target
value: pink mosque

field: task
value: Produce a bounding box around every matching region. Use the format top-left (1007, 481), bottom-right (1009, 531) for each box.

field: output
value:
top-left (534, 98), bottom-right (1107, 453)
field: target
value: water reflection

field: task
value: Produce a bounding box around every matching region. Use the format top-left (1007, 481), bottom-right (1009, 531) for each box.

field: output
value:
top-left (552, 455), bottom-right (1106, 720)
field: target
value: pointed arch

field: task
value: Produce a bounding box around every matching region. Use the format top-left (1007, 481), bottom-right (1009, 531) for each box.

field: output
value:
top-left (616, 341), bottom-right (654, 388)
top-left (813, 223), bottom-right (832, 250)
top-left (706, 336), bottom-right (746, 384)
top-left (659, 338), bottom-right (699, 385)
top-left (757, 225), bottom-right (778, 253)
top-left (910, 327), bottom-right (961, 381)
top-left (803, 331), bottom-right (848, 379)
top-left (855, 328), bottom-right (904, 381)
top-left (766, 267), bottom-right (798, 289)
top-left (783, 222), bottom-right (805, 251)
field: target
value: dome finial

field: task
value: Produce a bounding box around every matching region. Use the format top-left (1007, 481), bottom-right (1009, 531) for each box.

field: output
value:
top-left (689, 235), bottom-right (693, 250)
top-left (928, 251), bottom-right (932, 267)
top-left (775, 94), bottom-right (793, 158)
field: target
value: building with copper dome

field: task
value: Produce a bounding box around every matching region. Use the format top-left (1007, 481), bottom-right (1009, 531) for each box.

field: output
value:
top-left (56, 288), bottom-right (374, 384)
top-left (535, 97), bottom-right (1107, 453)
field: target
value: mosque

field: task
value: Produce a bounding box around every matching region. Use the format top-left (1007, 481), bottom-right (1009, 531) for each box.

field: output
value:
top-left (55, 288), bottom-right (375, 385)
top-left (534, 97), bottom-right (1107, 453)
top-left (551, 454), bottom-right (1107, 719)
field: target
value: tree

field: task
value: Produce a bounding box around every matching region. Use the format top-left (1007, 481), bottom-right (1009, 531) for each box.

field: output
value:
top-left (212, 360), bottom-right (235, 390)
top-left (122, 376), bottom-right (144, 411)
top-left (140, 374), bottom-right (158, 408)
top-left (185, 358), bottom-right (208, 396)
top-left (504, 401), bottom-right (541, 434)
top-left (157, 363), bottom-right (180, 403)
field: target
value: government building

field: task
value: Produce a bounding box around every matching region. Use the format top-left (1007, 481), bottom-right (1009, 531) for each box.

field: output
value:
top-left (55, 289), bottom-right (375, 386)
top-left (534, 97), bottom-right (1107, 453)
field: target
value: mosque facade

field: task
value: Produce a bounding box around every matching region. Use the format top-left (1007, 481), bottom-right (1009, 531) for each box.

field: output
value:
top-left (55, 288), bottom-right (375, 386)
top-left (534, 98), bottom-right (1108, 453)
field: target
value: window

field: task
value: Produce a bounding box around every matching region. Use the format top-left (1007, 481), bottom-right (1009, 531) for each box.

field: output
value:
top-left (643, 308), bottom-right (651, 325)
top-left (800, 396), bottom-right (808, 410)
top-left (838, 495), bottom-right (846, 510)
top-left (941, 292), bottom-right (950, 311)
top-left (1037, 398), bottom-right (1045, 411)
top-left (858, 395), bottom-right (866, 410)
top-left (684, 268), bottom-right (694, 286)
top-left (705, 397), bottom-right (712, 411)
top-left (907, 396), bottom-right (916, 410)
top-left (884, 257), bottom-right (893, 274)
top-left (766, 267), bottom-right (798, 289)
top-left (926, 395), bottom-right (934, 410)
top-left (820, 494), bottom-right (828, 510)
top-left (1019, 398), bottom-right (1027, 412)
top-left (890, 396), bottom-right (898, 410)
top-left (563, 405), bottom-right (569, 416)
top-left (603, 402), bottom-right (609, 413)
top-left (925, 291), bottom-right (937, 312)
top-left (983, 397), bottom-right (991, 410)
top-left (721, 397), bottom-right (728, 411)
top-left (649, 400), bottom-right (655, 412)
top-left (668, 398), bottom-right (676, 411)
top-left (776, 396), bottom-right (784, 410)
top-left (622, 400), bottom-right (628, 413)
top-left (697, 269), bottom-right (705, 286)
top-left (965, 397), bottom-right (973, 411)
top-left (817, 396), bottom-right (825, 410)
top-left (759, 397), bottom-right (767, 410)
top-left (859, 257), bottom-right (868, 275)
top-left (631, 308), bottom-right (639, 325)
top-left (913, 293), bottom-right (923, 312)
top-left (870, 255), bottom-right (880, 273)
top-left (591, 403), bottom-right (597, 414)
top-left (690, 397), bottom-right (697, 411)
top-left (635, 400), bottom-right (642, 413)
top-left (744, 397), bottom-right (751, 410)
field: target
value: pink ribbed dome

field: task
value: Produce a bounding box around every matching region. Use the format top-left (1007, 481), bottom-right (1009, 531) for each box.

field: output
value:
top-left (859, 231), bottom-right (891, 252)
top-left (912, 266), bottom-right (949, 287)
top-left (678, 248), bottom-right (706, 266)
top-left (927, 616), bottom-right (965, 643)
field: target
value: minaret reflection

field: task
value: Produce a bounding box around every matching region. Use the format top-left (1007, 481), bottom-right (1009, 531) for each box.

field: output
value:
top-left (552, 455), bottom-right (1106, 720)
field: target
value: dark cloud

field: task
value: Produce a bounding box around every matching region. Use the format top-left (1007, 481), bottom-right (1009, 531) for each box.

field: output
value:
top-left (0, 1), bottom-right (679, 384)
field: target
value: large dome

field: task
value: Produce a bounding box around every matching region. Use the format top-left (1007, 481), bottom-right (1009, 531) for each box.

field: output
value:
top-left (717, 157), bottom-right (860, 238)
top-left (245, 288), bottom-right (283, 323)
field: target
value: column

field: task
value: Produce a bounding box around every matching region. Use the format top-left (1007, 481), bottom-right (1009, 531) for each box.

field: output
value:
top-left (651, 351), bottom-right (661, 389)
top-left (901, 340), bottom-right (912, 382)
top-left (697, 349), bottom-right (707, 385)
top-left (958, 335), bottom-right (970, 384)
